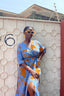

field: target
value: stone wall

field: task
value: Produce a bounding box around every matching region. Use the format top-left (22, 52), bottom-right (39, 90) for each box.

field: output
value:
top-left (0, 17), bottom-right (61, 96)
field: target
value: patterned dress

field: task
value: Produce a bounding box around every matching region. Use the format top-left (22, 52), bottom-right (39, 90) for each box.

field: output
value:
top-left (16, 40), bottom-right (46, 96)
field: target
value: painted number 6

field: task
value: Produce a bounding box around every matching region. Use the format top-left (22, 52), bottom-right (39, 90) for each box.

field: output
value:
top-left (4, 34), bottom-right (15, 46)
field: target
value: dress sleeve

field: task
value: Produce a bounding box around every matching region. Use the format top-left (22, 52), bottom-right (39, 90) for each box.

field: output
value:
top-left (17, 44), bottom-right (24, 65)
top-left (38, 41), bottom-right (46, 53)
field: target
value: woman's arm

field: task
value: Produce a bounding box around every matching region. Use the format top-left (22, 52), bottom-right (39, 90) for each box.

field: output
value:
top-left (19, 63), bottom-right (34, 74)
top-left (38, 50), bottom-right (46, 60)
top-left (20, 63), bottom-right (39, 79)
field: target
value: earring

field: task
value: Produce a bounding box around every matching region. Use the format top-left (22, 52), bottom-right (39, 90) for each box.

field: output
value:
top-left (24, 34), bottom-right (25, 37)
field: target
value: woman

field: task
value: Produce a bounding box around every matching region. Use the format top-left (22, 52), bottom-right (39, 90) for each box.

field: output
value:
top-left (16, 26), bottom-right (46, 96)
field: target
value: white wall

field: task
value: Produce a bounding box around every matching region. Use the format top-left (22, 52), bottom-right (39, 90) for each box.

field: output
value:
top-left (0, 17), bottom-right (61, 96)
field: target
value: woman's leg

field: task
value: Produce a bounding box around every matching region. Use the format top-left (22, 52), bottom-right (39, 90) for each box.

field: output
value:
top-left (28, 81), bottom-right (35, 96)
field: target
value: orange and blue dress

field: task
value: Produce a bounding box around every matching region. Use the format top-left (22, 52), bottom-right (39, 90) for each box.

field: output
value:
top-left (16, 40), bottom-right (46, 96)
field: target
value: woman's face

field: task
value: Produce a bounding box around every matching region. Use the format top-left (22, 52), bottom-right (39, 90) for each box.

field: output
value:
top-left (24, 27), bottom-right (34, 40)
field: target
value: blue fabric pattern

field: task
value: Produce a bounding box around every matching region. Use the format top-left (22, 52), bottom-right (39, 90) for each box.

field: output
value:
top-left (16, 40), bottom-right (46, 96)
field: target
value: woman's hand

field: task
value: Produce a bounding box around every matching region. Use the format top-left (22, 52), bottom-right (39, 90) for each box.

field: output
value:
top-left (31, 70), bottom-right (39, 79)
